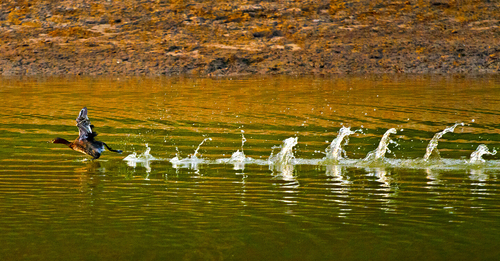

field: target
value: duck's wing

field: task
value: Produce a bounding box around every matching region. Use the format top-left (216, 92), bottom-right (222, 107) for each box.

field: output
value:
top-left (76, 107), bottom-right (93, 140)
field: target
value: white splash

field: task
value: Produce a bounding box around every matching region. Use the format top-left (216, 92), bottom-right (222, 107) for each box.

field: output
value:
top-left (269, 137), bottom-right (298, 165)
top-left (232, 132), bottom-right (248, 162)
top-left (170, 138), bottom-right (212, 170)
top-left (470, 144), bottom-right (497, 163)
top-left (123, 144), bottom-right (158, 172)
top-left (218, 132), bottom-right (249, 170)
top-left (268, 137), bottom-right (298, 181)
top-left (229, 151), bottom-right (246, 170)
top-left (423, 123), bottom-right (464, 161)
top-left (192, 137), bottom-right (212, 159)
top-left (364, 128), bottom-right (397, 161)
top-left (325, 127), bottom-right (357, 161)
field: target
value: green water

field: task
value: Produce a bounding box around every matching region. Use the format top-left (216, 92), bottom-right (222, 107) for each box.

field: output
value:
top-left (1, 75), bottom-right (500, 260)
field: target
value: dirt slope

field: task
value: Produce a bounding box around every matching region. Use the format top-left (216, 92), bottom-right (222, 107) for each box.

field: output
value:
top-left (0, 0), bottom-right (499, 76)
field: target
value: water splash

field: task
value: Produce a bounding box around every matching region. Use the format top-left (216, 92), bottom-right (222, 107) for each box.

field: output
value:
top-left (216, 132), bottom-right (250, 170)
top-left (269, 137), bottom-right (298, 165)
top-left (364, 128), bottom-right (397, 161)
top-left (123, 144), bottom-right (158, 172)
top-left (268, 137), bottom-right (298, 181)
top-left (240, 131), bottom-right (247, 151)
top-left (325, 127), bottom-right (357, 161)
top-left (192, 137), bottom-right (212, 159)
top-left (230, 150), bottom-right (246, 162)
top-left (423, 123), bottom-right (464, 161)
top-left (121, 126), bottom-right (500, 172)
top-left (231, 131), bottom-right (247, 163)
top-left (229, 151), bottom-right (246, 170)
top-left (170, 138), bottom-right (212, 170)
top-left (470, 144), bottom-right (497, 163)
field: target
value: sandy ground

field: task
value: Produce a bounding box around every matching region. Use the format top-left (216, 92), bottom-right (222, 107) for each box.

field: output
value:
top-left (0, 0), bottom-right (499, 76)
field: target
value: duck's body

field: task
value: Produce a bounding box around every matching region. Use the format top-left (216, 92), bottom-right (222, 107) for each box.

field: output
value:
top-left (52, 107), bottom-right (122, 159)
top-left (52, 137), bottom-right (109, 159)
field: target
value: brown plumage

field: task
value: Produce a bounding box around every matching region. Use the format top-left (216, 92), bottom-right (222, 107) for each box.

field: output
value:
top-left (52, 107), bottom-right (122, 159)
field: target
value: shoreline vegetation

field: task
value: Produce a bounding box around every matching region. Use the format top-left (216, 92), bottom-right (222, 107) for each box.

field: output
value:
top-left (0, 0), bottom-right (499, 76)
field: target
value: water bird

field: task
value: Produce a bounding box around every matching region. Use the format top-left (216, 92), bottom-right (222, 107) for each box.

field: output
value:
top-left (52, 107), bottom-right (122, 159)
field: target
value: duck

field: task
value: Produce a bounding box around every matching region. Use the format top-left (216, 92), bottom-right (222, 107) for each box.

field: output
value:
top-left (52, 107), bottom-right (122, 159)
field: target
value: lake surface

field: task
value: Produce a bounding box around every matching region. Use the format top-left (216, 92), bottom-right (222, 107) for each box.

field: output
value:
top-left (1, 75), bottom-right (500, 260)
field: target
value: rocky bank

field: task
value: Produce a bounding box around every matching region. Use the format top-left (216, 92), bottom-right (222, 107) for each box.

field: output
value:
top-left (0, 0), bottom-right (499, 76)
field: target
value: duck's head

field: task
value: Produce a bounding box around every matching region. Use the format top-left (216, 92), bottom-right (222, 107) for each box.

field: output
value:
top-left (52, 137), bottom-right (71, 145)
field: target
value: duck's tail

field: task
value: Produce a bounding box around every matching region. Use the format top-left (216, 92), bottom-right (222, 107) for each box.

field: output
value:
top-left (103, 142), bottom-right (123, 154)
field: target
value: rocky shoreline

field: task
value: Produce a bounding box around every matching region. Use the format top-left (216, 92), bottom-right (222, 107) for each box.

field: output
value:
top-left (0, 0), bottom-right (499, 76)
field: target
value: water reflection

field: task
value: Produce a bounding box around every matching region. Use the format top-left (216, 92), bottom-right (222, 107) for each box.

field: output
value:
top-left (469, 168), bottom-right (488, 183)
top-left (271, 164), bottom-right (296, 182)
top-left (426, 168), bottom-right (442, 185)
top-left (75, 160), bottom-right (106, 175)
top-left (2, 76), bottom-right (500, 260)
top-left (75, 161), bottom-right (105, 194)
top-left (325, 164), bottom-right (351, 185)
top-left (372, 167), bottom-right (391, 187)
top-left (271, 164), bottom-right (300, 207)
